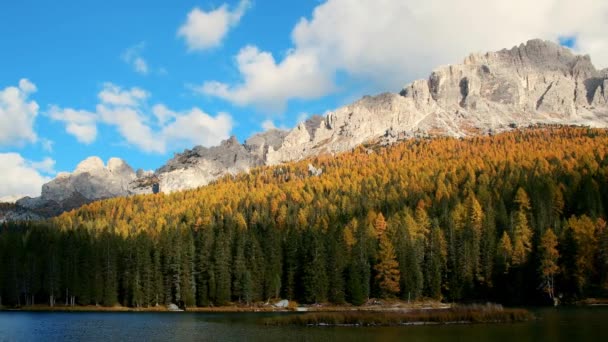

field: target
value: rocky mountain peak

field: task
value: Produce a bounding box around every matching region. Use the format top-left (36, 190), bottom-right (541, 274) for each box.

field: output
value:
top-left (107, 157), bottom-right (133, 174)
top-left (17, 156), bottom-right (140, 216)
top-left (223, 135), bottom-right (240, 147)
top-left (74, 156), bottom-right (105, 174)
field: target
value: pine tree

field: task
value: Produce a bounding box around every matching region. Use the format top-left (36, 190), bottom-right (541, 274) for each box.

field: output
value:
top-left (301, 230), bottom-right (328, 303)
top-left (180, 228), bottom-right (196, 307)
top-left (195, 226), bottom-right (214, 306)
top-left (101, 232), bottom-right (118, 306)
top-left (232, 233), bottom-right (247, 303)
top-left (424, 224), bottom-right (447, 299)
top-left (213, 227), bottom-right (232, 305)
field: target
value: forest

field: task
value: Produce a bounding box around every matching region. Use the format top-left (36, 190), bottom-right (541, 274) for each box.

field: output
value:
top-left (1, 126), bottom-right (608, 308)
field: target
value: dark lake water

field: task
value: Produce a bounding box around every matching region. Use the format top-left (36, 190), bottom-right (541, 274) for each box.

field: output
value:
top-left (0, 307), bottom-right (606, 341)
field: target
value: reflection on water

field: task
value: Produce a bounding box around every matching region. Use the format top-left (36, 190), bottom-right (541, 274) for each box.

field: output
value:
top-left (0, 307), bottom-right (606, 342)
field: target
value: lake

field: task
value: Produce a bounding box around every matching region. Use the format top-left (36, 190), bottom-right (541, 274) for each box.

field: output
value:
top-left (0, 307), bottom-right (606, 341)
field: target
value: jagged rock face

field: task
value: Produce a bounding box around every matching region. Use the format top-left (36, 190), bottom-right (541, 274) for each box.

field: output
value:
top-left (10, 39), bottom-right (608, 216)
top-left (152, 136), bottom-right (264, 193)
top-left (142, 39), bottom-right (608, 191)
top-left (266, 39), bottom-right (608, 164)
top-left (244, 129), bottom-right (289, 157)
top-left (129, 130), bottom-right (291, 194)
top-left (17, 157), bottom-right (140, 216)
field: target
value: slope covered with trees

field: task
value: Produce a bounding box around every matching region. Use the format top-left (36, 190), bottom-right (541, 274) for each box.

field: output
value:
top-left (2, 126), bottom-right (608, 308)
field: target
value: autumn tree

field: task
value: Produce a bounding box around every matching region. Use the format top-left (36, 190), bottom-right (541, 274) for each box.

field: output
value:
top-left (564, 215), bottom-right (597, 294)
top-left (538, 229), bottom-right (559, 302)
top-left (496, 231), bottom-right (513, 274)
top-left (374, 234), bottom-right (400, 297)
top-left (3, 127), bottom-right (608, 307)
top-left (512, 188), bottom-right (533, 266)
top-left (373, 213), bottom-right (387, 238)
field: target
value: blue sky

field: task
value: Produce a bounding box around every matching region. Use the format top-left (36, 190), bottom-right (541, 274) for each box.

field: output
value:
top-left (1, 0), bottom-right (607, 200)
top-left (0, 0), bottom-right (330, 172)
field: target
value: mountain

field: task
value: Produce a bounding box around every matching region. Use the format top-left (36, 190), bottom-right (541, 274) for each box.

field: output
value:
top-left (9, 39), bottom-right (608, 216)
top-left (16, 157), bottom-right (150, 216)
top-left (139, 39), bottom-right (608, 193)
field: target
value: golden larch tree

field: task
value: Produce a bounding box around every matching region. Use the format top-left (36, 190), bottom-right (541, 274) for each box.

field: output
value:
top-left (538, 228), bottom-right (559, 302)
top-left (374, 234), bottom-right (400, 297)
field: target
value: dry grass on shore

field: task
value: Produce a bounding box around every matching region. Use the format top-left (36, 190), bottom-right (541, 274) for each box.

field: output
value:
top-left (263, 304), bottom-right (534, 326)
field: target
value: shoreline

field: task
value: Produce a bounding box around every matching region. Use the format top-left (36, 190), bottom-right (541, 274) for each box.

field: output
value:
top-left (0, 300), bottom-right (451, 313)
top-left (3, 298), bottom-right (608, 313)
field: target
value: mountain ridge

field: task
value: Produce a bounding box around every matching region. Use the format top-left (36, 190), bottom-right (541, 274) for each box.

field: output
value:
top-left (8, 38), bottom-right (608, 217)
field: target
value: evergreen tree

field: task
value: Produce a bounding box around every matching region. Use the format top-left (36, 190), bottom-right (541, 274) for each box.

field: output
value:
top-left (424, 224), bottom-right (447, 299)
top-left (213, 227), bottom-right (232, 305)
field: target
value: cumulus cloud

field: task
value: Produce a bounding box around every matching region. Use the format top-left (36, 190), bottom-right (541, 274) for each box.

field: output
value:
top-left (0, 153), bottom-right (54, 200)
top-left (51, 83), bottom-right (233, 153)
top-left (98, 83), bottom-right (149, 106)
top-left (178, 0), bottom-right (251, 51)
top-left (0, 79), bottom-right (39, 146)
top-left (48, 106), bottom-right (98, 144)
top-left (161, 107), bottom-right (233, 148)
top-left (29, 156), bottom-right (56, 174)
top-left (200, 0), bottom-right (608, 114)
top-left (261, 119), bottom-right (276, 131)
top-left (200, 45), bottom-right (333, 113)
top-left (122, 42), bottom-right (149, 75)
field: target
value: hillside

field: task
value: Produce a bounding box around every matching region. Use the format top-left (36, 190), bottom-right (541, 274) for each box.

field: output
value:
top-left (1, 127), bottom-right (608, 308)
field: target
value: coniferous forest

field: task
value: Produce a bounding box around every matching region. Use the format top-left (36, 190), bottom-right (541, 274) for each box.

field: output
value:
top-left (2, 127), bottom-right (608, 308)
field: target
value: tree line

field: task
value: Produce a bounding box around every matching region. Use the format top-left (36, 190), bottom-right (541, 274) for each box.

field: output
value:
top-left (1, 126), bottom-right (608, 308)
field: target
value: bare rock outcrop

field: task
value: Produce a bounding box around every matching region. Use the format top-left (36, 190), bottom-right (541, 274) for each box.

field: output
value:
top-left (17, 157), bottom-right (141, 216)
top-left (152, 136), bottom-right (263, 193)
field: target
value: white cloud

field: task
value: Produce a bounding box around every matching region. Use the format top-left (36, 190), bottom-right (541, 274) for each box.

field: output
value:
top-left (200, 45), bottom-right (333, 113)
top-left (51, 83), bottom-right (233, 153)
top-left (122, 42), bottom-right (149, 75)
top-left (30, 157), bottom-right (56, 174)
top-left (48, 106), bottom-right (98, 144)
top-left (178, 0), bottom-right (251, 51)
top-left (200, 0), bottom-right (608, 114)
top-left (0, 153), bottom-right (54, 200)
top-left (98, 83), bottom-right (149, 106)
top-left (97, 99), bottom-right (164, 153)
top-left (162, 108), bottom-right (233, 148)
top-left (0, 79), bottom-right (39, 146)
top-left (152, 104), bottom-right (176, 126)
top-left (261, 119), bottom-right (276, 130)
